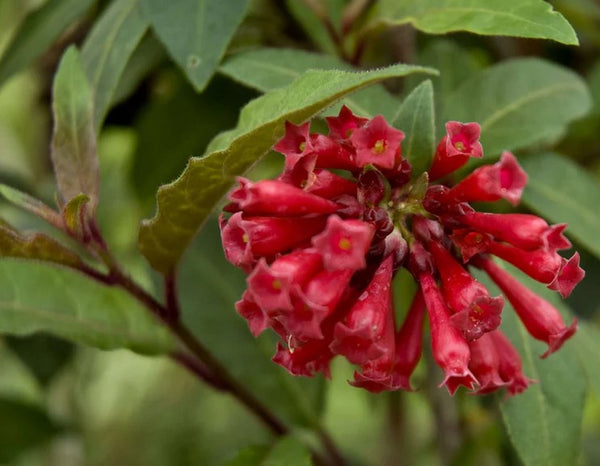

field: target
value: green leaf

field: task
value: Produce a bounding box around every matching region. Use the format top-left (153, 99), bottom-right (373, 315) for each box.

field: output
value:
top-left (0, 0), bottom-right (94, 86)
top-left (225, 438), bottom-right (313, 466)
top-left (262, 437), bottom-right (313, 466)
top-left (0, 184), bottom-right (63, 229)
top-left (370, 0), bottom-right (578, 45)
top-left (284, 0), bottom-right (337, 55)
top-left (391, 80), bottom-right (435, 177)
top-left (572, 322), bottom-right (600, 399)
top-left (51, 46), bottom-right (100, 212)
top-left (221, 437), bottom-right (313, 466)
top-left (520, 152), bottom-right (600, 259)
top-left (139, 63), bottom-right (435, 274)
top-left (0, 225), bottom-right (82, 268)
top-left (180, 222), bottom-right (326, 427)
top-left (477, 265), bottom-right (585, 466)
top-left (5, 334), bottom-right (74, 387)
top-left (221, 445), bottom-right (269, 466)
top-left (81, 0), bottom-right (149, 129)
top-left (0, 259), bottom-right (175, 355)
top-left (443, 58), bottom-right (592, 156)
top-left (141, 0), bottom-right (250, 92)
top-left (219, 47), bottom-right (402, 120)
top-left (405, 39), bottom-right (483, 134)
top-left (0, 397), bottom-right (61, 463)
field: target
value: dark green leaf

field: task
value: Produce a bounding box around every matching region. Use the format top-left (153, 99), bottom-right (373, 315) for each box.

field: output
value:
top-left (0, 225), bottom-right (82, 268)
top-left (221, 436), bottom-right (313, 466)
top-left (81, 0), bottom-right (149, 129)
top-left (180, 221), bottom-right (325, 428)
top-left (51, 47), bottom-right (100, 212)
top-left (477, 265), bottom-right (585, 466)
top-left (520, 152), bottom-right (600, 259)
top-left (284, 0), bottom-right (337, 54)
top-left (0, 397), bottom-right (61, 463)
top-left (141, 0), bottom-right (250, 91)
top-left (219, 47), bottom-right (402, 120)
top-left (0, 184), bottom-right (63, 229)
top-left (370, 0), bottom-right (578, 45)
top-left (0, 0), bottom-right (94, 86)
top-left (0, 259), bottom-right (175, 354)
top-left (5, 334), bottom-right (74, 386)
top-left (444, 58), bottom-right (591, 156)
top-left (405, 39), bottom-right (484, 134)
top-left (391, 80), bottom-right (435, 177)
top-left (130, 73), bottom-right (254, 205)
top-left (139, 63), bottom-right (436, 274)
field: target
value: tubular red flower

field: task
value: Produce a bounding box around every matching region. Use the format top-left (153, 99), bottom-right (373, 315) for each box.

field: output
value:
top-left (274, 121), bottom-right (313, 166)
top-left (325, 104), bottom-right (369, 141)
top-left (428, 240), bottom-right (503, 341)
top-left (441, 151), bottom-right (527, 206)
top-left (247, 251), bottom-right (322, 313)
top-left (281, 268), bottom-right (354, 341)
top-left (304, 169), bottom-right (357, 199)
top-left (229, 177), bottom-right (339, 216)
top-left (331, 255), bottom-right (395, 365)
top-left (459, 211), bottom-right (568, 251)
top-left (235, 290), bottom-right (269, 337)
top-left (350, 115), bottom-right (405, 170)
top-left (488, 330), bottom-right (534, 396)
top-left (390, 288), bottom-right (425, 391)
top-left (428, 121), bottom-right (483, 181)
top-left (419, 271), bottom-right (478, 395)
top-left (479, 256), bottom-right (578, 358)
top-left (311, 215), bottom-right (374, 271)
top-left (468, 332), bottom-right (507, 395)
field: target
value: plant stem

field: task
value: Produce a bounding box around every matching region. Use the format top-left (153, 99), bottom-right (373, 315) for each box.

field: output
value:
top-left (84, 224), bottom-right (346, 464)
top-left (424, 350), bottom-right (462, 466)
top-left (384, 390), bottom-right (408, 466)
top-left (168, 319), bottom-right (289, 435)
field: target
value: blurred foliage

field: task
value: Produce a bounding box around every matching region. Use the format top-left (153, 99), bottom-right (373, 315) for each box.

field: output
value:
top-left (0, 0), bottom-right (599, 465)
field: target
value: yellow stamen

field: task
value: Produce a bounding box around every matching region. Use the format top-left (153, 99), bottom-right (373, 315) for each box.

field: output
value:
top-left (454, 141), bottom-right (465, 151)
top-left (242, 233), bottom-right (249, 243)
top-left (272, 279), bottom-right (282, 290)
top-left (372, 139), bottom-right (386, 154)
top-left (338, 237), bottom-right (352, 251)
top-left (299, 141), bottom-right (306, 152)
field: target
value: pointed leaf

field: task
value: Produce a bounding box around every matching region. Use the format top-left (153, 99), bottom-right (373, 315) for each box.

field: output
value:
top-left (0, 225), bottom-right (82, 268)
top-left (444, 58), bottom-right (591, 156)
top-left (219, 47), bottom-right (401, 120)
top-left (371, 0), bottom-right (578, 45)
top-left (139, 63), bottom-right (435, 274)
top-left (0, 259), bottom-right (175, 354)
top-left (81, 0), bottom-right (149, 129)
top-left (477, 265), bottom-right (585, 466)
top-left (141, 0), bottom-right (250, 91)
top-left (391, 80), bottom-right (435, 177)
top-left (0, 184), bottom-right (62, 229)
top-left (51, 47), bottom-right (100, 212)
top-left (520, 152), bottom-right (600, 259)
top-left (0, 0), bottom-right (94, 86)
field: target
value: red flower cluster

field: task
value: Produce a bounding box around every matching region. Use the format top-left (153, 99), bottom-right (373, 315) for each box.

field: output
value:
top-left (220, 106), bottom-right (584, 395)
